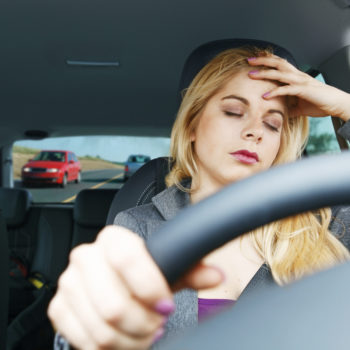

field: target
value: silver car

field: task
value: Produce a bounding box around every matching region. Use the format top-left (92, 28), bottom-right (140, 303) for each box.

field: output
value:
top-left (124, 155), bottom-right (151, 181)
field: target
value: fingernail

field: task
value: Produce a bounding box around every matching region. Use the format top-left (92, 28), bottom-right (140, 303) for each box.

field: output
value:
top-left (154, 299), bottom-right (176, 316)
top-left (211, 266), bottom-right (226, 282)
top-left (247, 57), bottom-right (257, 61)
top-left (153, 328), bottom-right (165, 344)
top-left (248, 70), bottom-right (259, 75)
top-left (262, 92), bottom-right (271, 98)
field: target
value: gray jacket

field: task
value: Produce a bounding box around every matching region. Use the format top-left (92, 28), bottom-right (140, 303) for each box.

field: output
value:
top-left (114, 139), bottom-right (350, 345)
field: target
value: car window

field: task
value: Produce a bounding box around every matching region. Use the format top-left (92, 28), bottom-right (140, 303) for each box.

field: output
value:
top-left (304, 74), bottom-right (341, 155)
top-left (305, 117), bottom-right (341, 155)
top-left (13, 135), bottom-right (170, 203)
top-left (127, 155), bottom-right (150, 163)
top-left (13, 109), bottom-right (341, 206)
top-left (127, 155), bottom-right (148, 163)
top-left (33, 151), bottom-right (66, 162)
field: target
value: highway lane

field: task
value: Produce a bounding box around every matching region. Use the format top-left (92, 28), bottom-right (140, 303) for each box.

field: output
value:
top-left (15, 168), bottom-right (124, 203)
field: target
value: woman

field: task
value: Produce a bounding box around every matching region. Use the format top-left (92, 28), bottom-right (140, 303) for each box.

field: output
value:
top-left (49, 46), bottom-right (350, 350)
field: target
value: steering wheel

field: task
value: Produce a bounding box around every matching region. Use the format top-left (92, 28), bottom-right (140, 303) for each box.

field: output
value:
top-left (146, 151), bottom-right (350, 349)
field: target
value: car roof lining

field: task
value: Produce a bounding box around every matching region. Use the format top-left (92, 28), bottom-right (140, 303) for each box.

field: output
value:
top-left (0, 0), bottom-right (349, 144)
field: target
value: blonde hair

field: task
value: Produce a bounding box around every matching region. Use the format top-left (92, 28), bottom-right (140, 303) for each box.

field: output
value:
top-left (166, 47), bottom-right (350, 285)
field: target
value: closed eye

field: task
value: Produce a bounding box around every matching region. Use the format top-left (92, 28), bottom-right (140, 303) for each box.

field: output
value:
top-left (224, 111), bottom-right (243, 117)
top-left (264, 122), bottom-right (280, 132)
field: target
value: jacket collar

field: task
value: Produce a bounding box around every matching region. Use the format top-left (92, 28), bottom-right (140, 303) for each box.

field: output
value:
top-left (152, 180), bottom-right (191, 221)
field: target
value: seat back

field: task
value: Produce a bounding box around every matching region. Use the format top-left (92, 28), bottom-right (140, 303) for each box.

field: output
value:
top-left (106, 157), bottom-right (170, 224)
top-left (0, 188), bottom-right (37, 264)
top-left (0, 209), bottom-right (9, 349)
top-left (3, 188), bottom-right (74, 350)
top-left (73, 189), bottom-right (119, 246)
top-left (30, 206), bottom-right (73, 282)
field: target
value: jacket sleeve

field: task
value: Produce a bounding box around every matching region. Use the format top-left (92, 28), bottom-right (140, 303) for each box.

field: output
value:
top-left (330, 206), bottom-right (350, 251)
top-left (331, 120), bottom-right (350, 251)
top-left (113, 209), bottom-right (147, 240)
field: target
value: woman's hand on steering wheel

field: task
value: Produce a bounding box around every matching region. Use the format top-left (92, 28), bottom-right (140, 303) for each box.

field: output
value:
top-left (48, 225), bottom-right (223, 350)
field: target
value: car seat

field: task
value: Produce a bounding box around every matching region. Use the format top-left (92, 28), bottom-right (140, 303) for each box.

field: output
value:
top-left (4, 189), bottom-right (72, 350)
top-left (106, 38), bottom-right (298, 224)
top-left (73, 189), bottom-right (119, 247)
top-left (0, 209), bottom-right (9, 349)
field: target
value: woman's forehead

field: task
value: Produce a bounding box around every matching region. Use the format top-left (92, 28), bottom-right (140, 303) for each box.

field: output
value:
top-left (216, 71), bottom-right (287, 110)
top-left (222, 70), bottom-right (279, 92)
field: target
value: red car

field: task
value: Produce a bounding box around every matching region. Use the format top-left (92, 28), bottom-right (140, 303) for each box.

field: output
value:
top-left (21, 150), bottom-right (81, 187)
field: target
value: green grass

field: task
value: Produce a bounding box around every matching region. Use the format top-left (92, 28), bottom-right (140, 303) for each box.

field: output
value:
top-left (13, 145), bottom-right (40, 154)
top-left (79, 155), bottom-right (124, 165)
top-left (111, 161), bottom-right (125, 166)
top-left (79, 155), bottom-right (103, 161)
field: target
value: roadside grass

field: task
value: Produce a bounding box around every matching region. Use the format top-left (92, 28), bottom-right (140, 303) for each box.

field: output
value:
top-left (13, 146), bottom-right (124, 179)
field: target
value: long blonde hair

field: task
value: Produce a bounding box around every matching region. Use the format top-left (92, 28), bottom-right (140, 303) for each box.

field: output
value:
top-left (166, 47), bottom-right (350, 285)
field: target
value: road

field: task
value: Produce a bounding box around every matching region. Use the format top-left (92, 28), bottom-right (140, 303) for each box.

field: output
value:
top-left (15, 169), bottom-right (124, 203)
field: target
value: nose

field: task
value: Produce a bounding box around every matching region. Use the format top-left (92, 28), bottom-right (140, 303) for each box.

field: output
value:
top-left (241, 119), bottom-right (263, 143)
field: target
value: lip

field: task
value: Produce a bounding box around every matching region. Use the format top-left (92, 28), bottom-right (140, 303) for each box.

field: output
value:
top-left (230, 149), bottom-right (259, 164)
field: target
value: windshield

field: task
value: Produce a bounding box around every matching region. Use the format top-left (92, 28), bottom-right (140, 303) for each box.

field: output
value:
top-left (33, 151), bottom-right (66, 162)
top-left (127, 155), bottom-right (150, 163)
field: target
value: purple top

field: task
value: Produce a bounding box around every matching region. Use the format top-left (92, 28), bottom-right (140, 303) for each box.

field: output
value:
top-left (198, 298), bottom-right (236, 322)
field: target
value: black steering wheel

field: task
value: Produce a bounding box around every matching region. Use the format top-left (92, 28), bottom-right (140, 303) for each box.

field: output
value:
top-left (146, 152), bottom-right (350, 349)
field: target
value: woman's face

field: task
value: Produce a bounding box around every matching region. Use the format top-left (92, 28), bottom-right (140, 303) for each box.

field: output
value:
top-left (191, 69), bottom-right (287, 194)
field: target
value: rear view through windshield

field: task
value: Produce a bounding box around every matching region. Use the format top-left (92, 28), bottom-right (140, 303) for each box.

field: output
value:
top-left (127, 155), bottom-right (151, 163)
top-left (33, 151), bottom-right (66, 162)
top-left (13, 136), bottom-right (170, 203)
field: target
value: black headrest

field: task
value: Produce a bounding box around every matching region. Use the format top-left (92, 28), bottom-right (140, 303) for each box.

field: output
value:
top-left (106, 157), bottom-right (170, 225)
top-left (74, 189), bottom-right (119, 227)
top-left (0, 188), bottom-right (32, 227)
top-left (178, 38), bottom-right (298, 98)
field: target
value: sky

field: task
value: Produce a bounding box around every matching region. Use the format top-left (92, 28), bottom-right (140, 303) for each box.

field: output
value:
top-left (16, 136), bottom-right (171, 162)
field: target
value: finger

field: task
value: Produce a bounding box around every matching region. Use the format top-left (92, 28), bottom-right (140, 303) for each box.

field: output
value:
top-left (247, 55), bottom-right (297, 72)
top-left (50, 295), bottom-right (155, 350)
top-left (100, 226), bottom-right (173, 305)
top-left (262, 84), bottom-right (300, 100)
top-left (173, 263), bottom-right (225, 291)
top-left (69, 244), bottom-right (165, 337)
top-left (48, 294), bottom-right (94, 350)
top-left (248, 68), bottom-right (303, 85)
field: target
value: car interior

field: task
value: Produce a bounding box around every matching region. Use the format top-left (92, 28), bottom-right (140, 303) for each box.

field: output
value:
top-left (1, 0), bottom-right (350, 349)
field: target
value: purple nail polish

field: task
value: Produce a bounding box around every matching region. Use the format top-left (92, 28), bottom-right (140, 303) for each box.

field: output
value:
top-left (154, 299), bottom-right (175, 316)
top-left (152, 328), bottom-right (165, 344)
top-left (263, 92), bottom-right (270, 98)
top-left (247, 57), bottom-right (257, 61)
top-left (249, 70), bottom-right (259, 75)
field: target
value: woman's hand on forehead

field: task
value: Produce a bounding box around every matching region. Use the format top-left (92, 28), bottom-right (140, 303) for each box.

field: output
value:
top-left (246, 54), bottom-right (350, 122)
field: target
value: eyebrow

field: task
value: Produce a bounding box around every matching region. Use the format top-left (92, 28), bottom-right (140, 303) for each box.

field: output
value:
top-left (221, 95), bottom-right (285, 118)
top-left (221, 95), bottom-right (249, 105)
